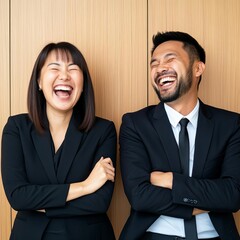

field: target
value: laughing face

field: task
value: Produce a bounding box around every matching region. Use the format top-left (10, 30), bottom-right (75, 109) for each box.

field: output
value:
top-left (38, 50), bottom-right (84, 115)
top-left (150, 41), bottom-right (194, 103)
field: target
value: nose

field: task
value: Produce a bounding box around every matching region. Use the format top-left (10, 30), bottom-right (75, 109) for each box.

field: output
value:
top-left (59, 69), bottom-right (70, 80)
top-left (156, 63), bottom-right (169, 74)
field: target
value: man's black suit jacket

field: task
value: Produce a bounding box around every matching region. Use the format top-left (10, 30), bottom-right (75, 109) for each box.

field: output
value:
top-left (1, 114), bottom-right (116, 240)
top-left (119, 100), bottom-right (240, 240)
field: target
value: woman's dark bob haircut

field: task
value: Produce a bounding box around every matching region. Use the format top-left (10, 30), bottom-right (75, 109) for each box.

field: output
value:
top-left (27, 42), bottom-right (95, 133)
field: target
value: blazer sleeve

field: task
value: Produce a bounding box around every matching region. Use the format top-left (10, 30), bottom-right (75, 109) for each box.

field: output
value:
top-left (172, 116), bottom-right (240, 212)
top-left (120, 113), bottom-right (192, 219)
top-left (1, 117), bottom-right (70, 211)
top-left (45, 122), bottom-right (117, 217)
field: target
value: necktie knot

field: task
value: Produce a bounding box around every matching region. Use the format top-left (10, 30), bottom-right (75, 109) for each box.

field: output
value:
top-left (179, 118), bottom-right (189, 129)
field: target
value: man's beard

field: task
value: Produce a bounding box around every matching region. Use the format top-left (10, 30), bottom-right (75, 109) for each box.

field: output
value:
top-left (154, 66), bottom-right (193, 103)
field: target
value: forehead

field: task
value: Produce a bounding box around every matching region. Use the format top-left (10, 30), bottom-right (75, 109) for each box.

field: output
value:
top-left (152, 40), bottom-right (188, 59)
top-left (45, 49), bottom-right (73, 63)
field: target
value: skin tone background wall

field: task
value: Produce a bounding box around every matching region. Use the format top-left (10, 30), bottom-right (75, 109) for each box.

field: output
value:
top-left (0, 0), bottom-right (239, 239)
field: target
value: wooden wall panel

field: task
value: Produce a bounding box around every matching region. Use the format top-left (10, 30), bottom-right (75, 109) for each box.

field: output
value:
top-left (1, 0), bottom-right (239, 238)
top-left (10, 0), bottom-right (147, 238)
top-left (0, 0), bottom-right (11, 239)
top-left (201, 0), bottom-right (240, 113)
top-left (148, 0), bottom-right (204, 105)
top-left (148, 0), bottom-right (240, 233)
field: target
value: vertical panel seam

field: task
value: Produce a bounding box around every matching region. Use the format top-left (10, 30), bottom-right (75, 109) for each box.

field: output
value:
top-left (147, 0), bottom-right (149, 106)
top-left (9, 0), bottom-right (12, 230)
top-left (9, 0), bottom-right (11, 116)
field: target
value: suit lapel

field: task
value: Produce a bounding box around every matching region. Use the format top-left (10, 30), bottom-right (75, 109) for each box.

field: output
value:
top-left (151, 103), bottom-right (182, 172)
top-left (31, 129), bottom-right (58, 184)
top-left (56, 116), bottom-right (84, 183)
top-left (192, 102), bottom-right (214, 177)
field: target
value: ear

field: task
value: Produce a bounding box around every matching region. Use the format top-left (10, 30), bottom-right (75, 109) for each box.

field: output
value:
top-left (195, 61), bottom-right (205, 78)
top-left (38, 78), bottom-right (42, 90)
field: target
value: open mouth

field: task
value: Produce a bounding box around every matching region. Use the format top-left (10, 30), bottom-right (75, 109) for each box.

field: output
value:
top-left (54, 85), bottom-right (73, 97)
top-left (158, 76), bottom-right (176, 86)
top-left (155, 71), bottom-right (177, 87)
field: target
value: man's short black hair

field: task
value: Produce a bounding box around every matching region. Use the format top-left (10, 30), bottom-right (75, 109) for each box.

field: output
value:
top-left (151, 31), bottom-right (206, 64)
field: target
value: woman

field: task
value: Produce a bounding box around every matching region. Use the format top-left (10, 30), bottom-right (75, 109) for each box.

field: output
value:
top-left (1, 42), bottom-right (116, 240)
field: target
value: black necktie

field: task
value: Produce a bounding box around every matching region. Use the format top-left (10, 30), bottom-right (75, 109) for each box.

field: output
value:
top-left (179, 118), bottom-right (198, 240)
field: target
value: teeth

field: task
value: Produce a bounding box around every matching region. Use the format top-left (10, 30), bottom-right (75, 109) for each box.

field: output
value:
top-left (54, 85), bottom-right (72, 91)
top-left (160, 77), bottom-right (175, 85)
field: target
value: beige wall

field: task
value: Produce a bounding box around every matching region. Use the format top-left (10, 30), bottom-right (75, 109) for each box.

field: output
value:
top-left (0, 0), bottom-right (11, 239)
top-left (0, 0), bottom-right (239, 238)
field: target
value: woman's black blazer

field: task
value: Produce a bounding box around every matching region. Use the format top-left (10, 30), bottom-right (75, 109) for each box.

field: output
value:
top-left (1, 114), bottom-right (117, 240)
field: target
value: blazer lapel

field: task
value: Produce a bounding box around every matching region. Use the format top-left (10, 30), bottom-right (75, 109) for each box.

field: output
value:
top-left (57, 116), bottom-right (84, 183)
top-left (151, 103), bottom-right (182, 172)
top-left (31, 129), bottom-right (58, 184)
top-left (192, 101), bottom-right (214, 177)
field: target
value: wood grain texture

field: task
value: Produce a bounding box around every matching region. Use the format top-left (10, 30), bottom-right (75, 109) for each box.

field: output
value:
top-left (1, 0), bottom-right (239, 238)
top-left (0, 0), bottom-right (11, 239)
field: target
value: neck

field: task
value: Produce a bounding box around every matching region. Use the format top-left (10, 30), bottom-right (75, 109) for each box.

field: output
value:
top-left (47, 109), bottom-right (73, 133)
top-left (166, 94), bottom-right (198, 116)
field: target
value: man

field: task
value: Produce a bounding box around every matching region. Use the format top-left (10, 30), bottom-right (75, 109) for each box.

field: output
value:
top-left (119, 31), bottom-right (240, 240)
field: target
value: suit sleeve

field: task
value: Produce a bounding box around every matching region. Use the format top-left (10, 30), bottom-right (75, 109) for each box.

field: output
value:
top-left (120, 113), bottom-right (192, 219)
top-left (1, 117), bottom-right (69, 211)
top-left (172, 116), bottom-right (240, 212)
top-left (45, 122), bottom-right (117, 217)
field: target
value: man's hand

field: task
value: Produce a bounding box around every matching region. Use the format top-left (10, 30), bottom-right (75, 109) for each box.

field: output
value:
top-left (193, 208), bottom-right (209, 215)
top-left (150, 171), bottom-right (173, 189)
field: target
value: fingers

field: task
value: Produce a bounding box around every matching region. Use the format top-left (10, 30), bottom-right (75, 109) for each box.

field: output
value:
top-left (100, 157), bottom-right (114, 166)
top-left (98, 157), bottom-right (115, 182)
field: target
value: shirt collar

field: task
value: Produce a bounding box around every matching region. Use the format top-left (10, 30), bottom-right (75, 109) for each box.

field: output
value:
top-left (164, 100), bottom-right (199, 129)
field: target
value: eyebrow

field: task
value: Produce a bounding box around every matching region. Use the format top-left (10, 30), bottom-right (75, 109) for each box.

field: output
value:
top-left (150, 58), bottom-right (157, 65)
top-left (47, 62), bottom-right (77, 67)
top-left (68, 63), bottom-right (78, 66)
top-left (47, 63), bottom-right (60, 67)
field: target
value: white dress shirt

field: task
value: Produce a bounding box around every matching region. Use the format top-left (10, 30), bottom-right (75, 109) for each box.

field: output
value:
top-left (147, 100), bottom-right (219, 239)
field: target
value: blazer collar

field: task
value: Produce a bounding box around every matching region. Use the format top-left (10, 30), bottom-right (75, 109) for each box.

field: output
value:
top-left (192, 100), bottom-right (213, 177)
top-left (31, 129), bottom-right (58, 184)
top-left (32, 114), bottom-right (84, 183)
top-left (56, 115), bottom-right (84, 183)
top-left (152, 102), bottom-right (182, 172)
top-left (151, 100), bottom-right (214, 176)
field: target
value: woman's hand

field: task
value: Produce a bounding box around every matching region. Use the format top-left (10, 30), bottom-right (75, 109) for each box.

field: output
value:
top-left (82, 157), bottom-right (115, 194)
top-left (66, 157), bottom-right (115, 201)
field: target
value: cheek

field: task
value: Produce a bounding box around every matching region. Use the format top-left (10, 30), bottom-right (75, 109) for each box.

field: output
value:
top-left (150, 69), bottom-right (156, 80)
top-left (76, 80), bottom-right (84, 92)
top-left (151, 71), bottom-right (159, 86)
top-left (41, 81), bottom-right (52, 91)
top-left (39, 73), bottom-right (53, 89)
top-left (76, 76), bottom-right (84, 90)
top-left (73, 72), bottom-right (84, 88)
